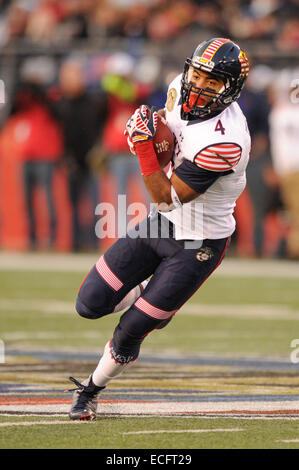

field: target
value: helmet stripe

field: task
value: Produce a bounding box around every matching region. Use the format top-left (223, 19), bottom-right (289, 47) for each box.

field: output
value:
top-left (201, 38), bottom-right (231, 61)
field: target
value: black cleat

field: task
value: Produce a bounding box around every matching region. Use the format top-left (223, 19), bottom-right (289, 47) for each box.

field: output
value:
top-left (66, 376), bottom-right (105, 421)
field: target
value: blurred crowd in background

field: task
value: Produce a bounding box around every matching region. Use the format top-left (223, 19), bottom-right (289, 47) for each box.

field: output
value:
top-left (0, 0), bottom-right (298, 258)
top-left (0, 0), bottom-right (298, 47)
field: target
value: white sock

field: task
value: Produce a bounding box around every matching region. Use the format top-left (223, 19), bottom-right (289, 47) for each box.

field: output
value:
top-left (113, 280), bottom-right (149, 313)
top-left (92, 280), bottom-right (149, 387)
top-left (92, 341), bottom-right (133, 387)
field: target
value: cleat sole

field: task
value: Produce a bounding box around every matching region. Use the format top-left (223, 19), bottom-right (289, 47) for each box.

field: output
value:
top-left (69, 413), bottom-right (96, 421)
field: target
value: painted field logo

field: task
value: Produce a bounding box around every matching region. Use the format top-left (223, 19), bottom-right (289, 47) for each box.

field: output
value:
top-left (0, 339), bottom-right (4, 363)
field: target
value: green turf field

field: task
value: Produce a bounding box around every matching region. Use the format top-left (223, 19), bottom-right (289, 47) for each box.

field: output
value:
top-left (1, 416), bottom-right (299, 450)
top-left (1, 268), bottom-right (299, 356)
top-left (1, 254), bottom-right (299, 450)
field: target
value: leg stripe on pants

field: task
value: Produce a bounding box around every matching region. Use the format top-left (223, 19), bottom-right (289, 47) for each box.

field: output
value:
top-left (135, 297), bottom-right (176, 320)
top-left (96, 256), bottom-right (124, 291)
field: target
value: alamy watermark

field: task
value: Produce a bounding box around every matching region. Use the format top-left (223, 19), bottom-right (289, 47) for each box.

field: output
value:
top-left (0, 80), bottom-right (5, 105)
top-left (0, 339), bottom-right (4, 363)
top-left (290, 339), bottom-right (299, 364)
top-left (94, 195), bottom-right (204, 249)
top-left (290, 79), bottom-right (299, 104)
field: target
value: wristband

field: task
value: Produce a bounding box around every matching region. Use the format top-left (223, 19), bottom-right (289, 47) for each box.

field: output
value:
top-left (171, 185), bottom-right (182, 208)
top-left (158, 185), bottom-right (182, 213)
top-left (135, 140), bottom-right (161, 176)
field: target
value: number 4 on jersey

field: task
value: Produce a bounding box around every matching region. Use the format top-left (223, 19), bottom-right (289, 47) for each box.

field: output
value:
top-left (215, 119), bottom-right (225, 135)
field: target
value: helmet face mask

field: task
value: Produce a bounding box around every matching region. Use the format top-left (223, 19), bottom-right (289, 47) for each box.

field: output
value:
top-left (183, 61), bottom-right (228, 113)
top-left (180, 38), bottom-right (249, 120)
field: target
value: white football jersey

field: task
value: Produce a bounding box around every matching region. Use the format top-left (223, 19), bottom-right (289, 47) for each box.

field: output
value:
top-left (161, 74), bottom-right (251, 240)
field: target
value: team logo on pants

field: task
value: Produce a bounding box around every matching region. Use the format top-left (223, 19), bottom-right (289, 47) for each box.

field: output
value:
top-left (196, 246), bottom-right (214, 262)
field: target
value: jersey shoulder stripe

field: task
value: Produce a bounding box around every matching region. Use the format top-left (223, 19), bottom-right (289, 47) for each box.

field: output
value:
top-left (194, 142), bottom-right (242, 172)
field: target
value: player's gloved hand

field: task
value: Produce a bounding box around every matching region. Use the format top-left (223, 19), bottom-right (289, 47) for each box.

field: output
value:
top-left (124, 105), bottom-right (160, 176)
top-left (126, 134), bottom-right (136, 155)
top-left (125, 105), bottom-right (158, 145)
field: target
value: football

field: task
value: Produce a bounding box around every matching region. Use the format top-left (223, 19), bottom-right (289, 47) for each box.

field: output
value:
top-left (153, 116), bottom-right (175, 169)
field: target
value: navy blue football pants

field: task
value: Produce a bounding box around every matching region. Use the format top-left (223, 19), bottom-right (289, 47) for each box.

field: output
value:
top-left (76, 212), bottom-right (230, 363)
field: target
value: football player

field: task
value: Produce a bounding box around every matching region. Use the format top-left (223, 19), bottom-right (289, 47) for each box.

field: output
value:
top-left (67, 38), bottom-right (251, 420)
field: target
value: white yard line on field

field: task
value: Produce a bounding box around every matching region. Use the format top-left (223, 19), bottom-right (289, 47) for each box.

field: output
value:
top-left (1, 400), bottom-right (299, 415)
top-left (1, 298), bottom-right (299, 320)
top-left (123, 428), bottom-right (243, 435)
top-left (277, 439), bottom-right (299, 443)
top-left (0, 299), bottom-right (75, 314)
top-left (182, 304), bottom-right (299, 320)
top-left (0, 420), bottom-right (84, 427)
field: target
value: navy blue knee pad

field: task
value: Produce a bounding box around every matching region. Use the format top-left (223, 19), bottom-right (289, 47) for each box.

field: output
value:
top-left (110, 305), bottom-right (162, 363)
top-left (75, 296), bottom-right (112, 319)
top-left (76, 265), bottom-right (117, 319)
